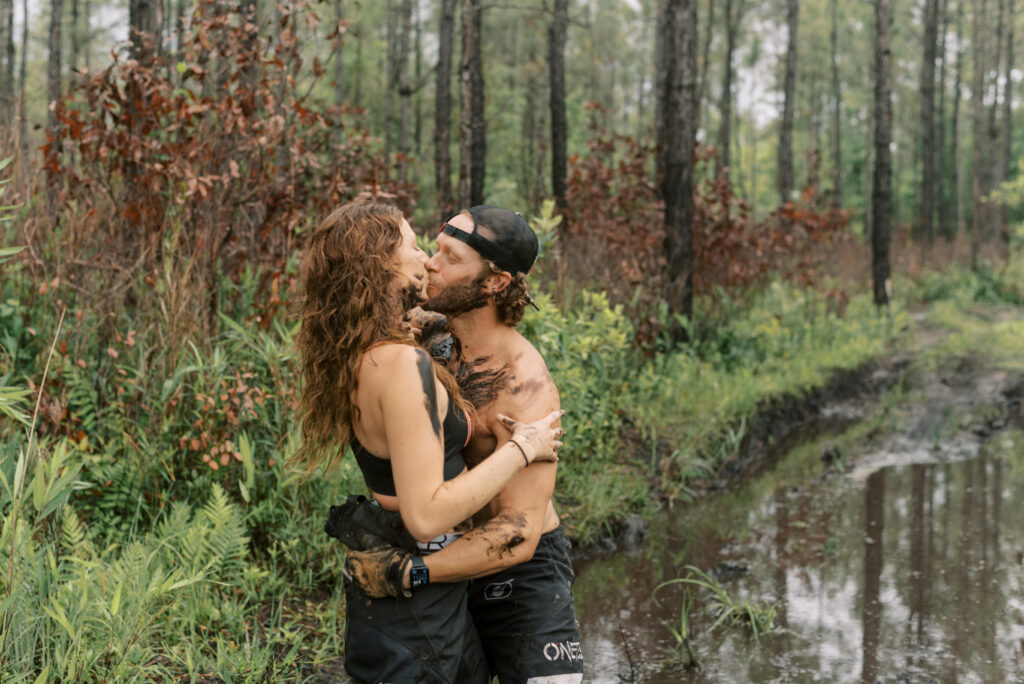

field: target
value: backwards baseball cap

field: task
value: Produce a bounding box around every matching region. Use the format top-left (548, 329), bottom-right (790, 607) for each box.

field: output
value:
top-left (440, 205), bottom-right (539, 276)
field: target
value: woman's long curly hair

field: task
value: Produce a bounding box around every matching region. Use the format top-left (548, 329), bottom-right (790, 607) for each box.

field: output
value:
top-left (292, 201), bottom-right (466, 474)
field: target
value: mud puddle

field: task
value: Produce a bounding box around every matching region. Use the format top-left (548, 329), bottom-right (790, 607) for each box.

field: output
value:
top-left (574, 358), bottom-right (1024, 683)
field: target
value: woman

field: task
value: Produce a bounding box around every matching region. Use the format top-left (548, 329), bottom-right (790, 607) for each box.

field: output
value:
top-left (292, 201), bottom-right (563, 683)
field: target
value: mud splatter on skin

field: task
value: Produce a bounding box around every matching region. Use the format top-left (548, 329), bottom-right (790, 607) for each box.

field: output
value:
top-left (476, 513), bottom-right (529, 559)
top-left (414, 350), bottom-right (442, 440)
top-left (456, 356), bottom-right (512, 409)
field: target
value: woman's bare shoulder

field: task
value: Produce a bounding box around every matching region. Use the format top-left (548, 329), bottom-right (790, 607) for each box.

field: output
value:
top-left (361, 343), bottom-right (429, 378)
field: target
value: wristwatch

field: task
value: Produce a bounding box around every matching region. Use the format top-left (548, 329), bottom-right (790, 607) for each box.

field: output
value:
top-left (410, 556), bottom-right (430, 590)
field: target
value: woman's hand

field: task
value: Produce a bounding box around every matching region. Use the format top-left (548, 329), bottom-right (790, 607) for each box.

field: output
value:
top-left (497, 410), bottom-right (565, 465)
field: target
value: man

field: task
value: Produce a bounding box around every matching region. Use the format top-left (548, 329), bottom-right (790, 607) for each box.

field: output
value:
top-left (344, 206), bottom-right (584, 683)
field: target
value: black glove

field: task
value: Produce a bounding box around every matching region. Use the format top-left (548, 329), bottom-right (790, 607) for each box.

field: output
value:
top-left (323, 495), bottom-right (418, 553)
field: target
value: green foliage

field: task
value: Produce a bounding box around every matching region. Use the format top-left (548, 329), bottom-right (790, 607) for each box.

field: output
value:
top-left (654, 565), bottom-right (776, 656)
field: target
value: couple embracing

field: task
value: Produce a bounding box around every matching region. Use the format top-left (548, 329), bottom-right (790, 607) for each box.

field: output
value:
top-left (292, 202), bottom-right (584, 683)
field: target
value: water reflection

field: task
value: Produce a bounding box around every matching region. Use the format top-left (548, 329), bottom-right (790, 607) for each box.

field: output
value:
top-left (574, 429), bottom-right (1024, 683)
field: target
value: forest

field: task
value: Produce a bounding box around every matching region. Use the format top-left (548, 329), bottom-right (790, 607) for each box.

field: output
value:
top-left (1, 0), bottom-right (1024, 681)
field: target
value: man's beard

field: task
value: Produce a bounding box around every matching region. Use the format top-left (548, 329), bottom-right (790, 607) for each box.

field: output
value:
top-left (424, 274), bottom-right (490, 317)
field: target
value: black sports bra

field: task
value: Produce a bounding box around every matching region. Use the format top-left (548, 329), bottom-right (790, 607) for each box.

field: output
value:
top-left (351, 397), bottom-right (472, 497)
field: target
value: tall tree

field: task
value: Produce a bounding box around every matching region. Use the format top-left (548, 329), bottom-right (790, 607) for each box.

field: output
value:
top-left (872, 0), bottom-right (893, 306)
top-left (128, 0), bottom-right (160, 64)
top-left (715, 0), bottom-right (744, 181)
top-left (17, 0), bottom-right (25, 146)
top-left (458, 0), bottom-right (484, 207)
top-left (971, 0), bottom-right (987, 266)
top-left (778, 0), bottom-right (799, 205)
top-left (384, 0), bottom-right (397, 163)
top-left (830, 0), bottom-right (842, 207)
top-left (658, 0), bottom-right (697, 340)
top-left (1001, 0), bottom-right (1015, 236)
top-left (950, 0), bottom-right (965, 239)
top-left (434, 0), bottom-right (456, 221)
top-left (47, 0), bottom-right (63, 190)
top-left (696, 0), bottom-right (714, 131)
top-left (921, 0), bottom-right (939, 242)
top-left (397, 0), bottom-right (414, 185)
top-left (548, 0), bottom-right (569, 212)
top-left (937, 0), bottom-right (950, 235)
top-left (333, 0), bottom-right (345, 109)
top-left (1, 0), bottom-right (13, 123)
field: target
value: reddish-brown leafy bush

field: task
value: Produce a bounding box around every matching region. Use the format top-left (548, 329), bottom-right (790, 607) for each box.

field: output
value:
top-left (49, 0), bottom-right (408, 328)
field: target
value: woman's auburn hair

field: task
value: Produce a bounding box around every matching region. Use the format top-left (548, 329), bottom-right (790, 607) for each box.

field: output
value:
top-left (292, 201), bottom-right (468, 474)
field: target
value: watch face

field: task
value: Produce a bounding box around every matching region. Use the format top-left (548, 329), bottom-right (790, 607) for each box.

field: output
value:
top-left (411, 566), bottom-right (429, 588)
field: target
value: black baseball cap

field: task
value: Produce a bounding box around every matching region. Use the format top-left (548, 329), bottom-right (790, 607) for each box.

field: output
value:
top-left (440, 205), bottom-right (539, 276)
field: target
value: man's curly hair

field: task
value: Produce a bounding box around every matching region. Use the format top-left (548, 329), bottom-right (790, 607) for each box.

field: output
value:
top-left (484, 260), bottom-right (532, 326)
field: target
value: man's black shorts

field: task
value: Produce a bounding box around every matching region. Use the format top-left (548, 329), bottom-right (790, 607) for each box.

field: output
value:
top-left (468, 527), bottom-right (584, 683)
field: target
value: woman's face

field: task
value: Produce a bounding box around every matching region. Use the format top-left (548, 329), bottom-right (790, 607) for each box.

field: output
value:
top-left (392, 219), bottom-right (429, 305)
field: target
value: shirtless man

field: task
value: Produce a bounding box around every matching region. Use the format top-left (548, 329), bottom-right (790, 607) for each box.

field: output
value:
top-left (344, 206), bottom-right (584, 683)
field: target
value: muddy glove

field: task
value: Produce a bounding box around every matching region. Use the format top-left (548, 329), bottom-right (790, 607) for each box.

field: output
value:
top-left (344, 546), bottom-right (414, 600)
top-left (324, 495), bottom-right (417, 553)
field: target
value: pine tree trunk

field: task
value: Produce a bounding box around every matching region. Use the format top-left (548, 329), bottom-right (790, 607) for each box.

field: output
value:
top-left (413, 6), bottom-right (422, 156)
top-left (659, 0), bottom-right (697, 339)
top-left (47, 0), bottom-right (63, 189)
top-left (830, 0), bottom-right (842, 207)
top-left (548, 0), bottom-right (568, 213)
top-left (1001, 0), bottom-right (1014, 238)
top-left (921, 0), bottom-right (939, 243)
top-left (333, 0), bottom-right (345, 109)
top-left (715, 0), bottom-right (738, 181)
top-left (937, 0), bottom-right (950, 236)
top-left (458, 0), bottom-right (484, 207)
top-left (397, 0), bottom-right (414, 186)
top-left (384, 0), bottom-right (396, 164)
top-left (1, 0), bottom-right (13, 123)
top-left (696, 0), bottom-right (714, 132)
top-left (872, 0), bottom-right (893, 306)
top-left (70, 0), bottom-right (79, 72)
top-left (434, 0), bottom-right (456, 221)
top-left (17, 0), bottom-right (25, 146)
top-left (778, 0), bottom-right (799, 205)
top-left (129, 0), bottom-right (160, 65)
top-left (971, 0), bottom-right (987, 267)
top-left (951, 0), bottom-right (964, 239)
top-left (987, 0), bottom-right (1004, 227)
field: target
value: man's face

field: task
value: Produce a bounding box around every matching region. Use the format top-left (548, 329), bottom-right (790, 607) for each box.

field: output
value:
top-left (423, 213), bottom-right (491, 316)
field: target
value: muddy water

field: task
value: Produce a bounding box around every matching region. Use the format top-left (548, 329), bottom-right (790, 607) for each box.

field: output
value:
top-left (574, 364), bottom-right (1024, 683)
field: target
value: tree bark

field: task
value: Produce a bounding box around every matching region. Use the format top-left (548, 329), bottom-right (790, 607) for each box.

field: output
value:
top-left (47, 0), bottom-right (62, 141)
top-left (1, 0), bottom-right (13, 123)
top-left (548, 0), bottom-right (568, 212)
top-left (872, 0), bottom-right (893, 307)
top-left (459, 0), bottom-right (484, 207)
top-left (384, 0), bottom-right (396, 164)
top-left (778, 0), bottom-right (799, 205)
top-left (715, 0), bottom-right (741, 182)
top-left (830, 0), bottom-right (842, 207)
top-left (696, 0), bottom-right (714, 132)
top-left (950, 0), bottom-right (964, 239)
top-left (659, 0), bottom-right (697, 340)
top-left (434, 0), bottom-right (456, 221)
top-left (1001, 0), bottom-right (1014, 238)
top-left (397, 0), bottom-right (414, 185)
top-left (71, 0), bottom-right (79, 72)
top-left (971, 0), bottom-right (987, 267)
top-left (17, 0), bottom-right (25, 146)
top-left (333, 0), bottom-right (345, 109)
top-left (921, 0), bottom-right (939, 243)
top-left (937, 0), bottom-right (950, 236)
top-left (129, 0), bottom-right (161, 65)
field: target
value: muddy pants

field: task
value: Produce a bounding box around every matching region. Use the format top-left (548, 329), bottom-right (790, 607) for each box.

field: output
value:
top-left (468, 527), bottom-right (584, 684)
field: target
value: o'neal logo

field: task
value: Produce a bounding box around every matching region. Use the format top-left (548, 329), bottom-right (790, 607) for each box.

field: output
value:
top-left (542, 641), bottom-right (583, 662)
top-left (483, 579), bottom-right (514, 600)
